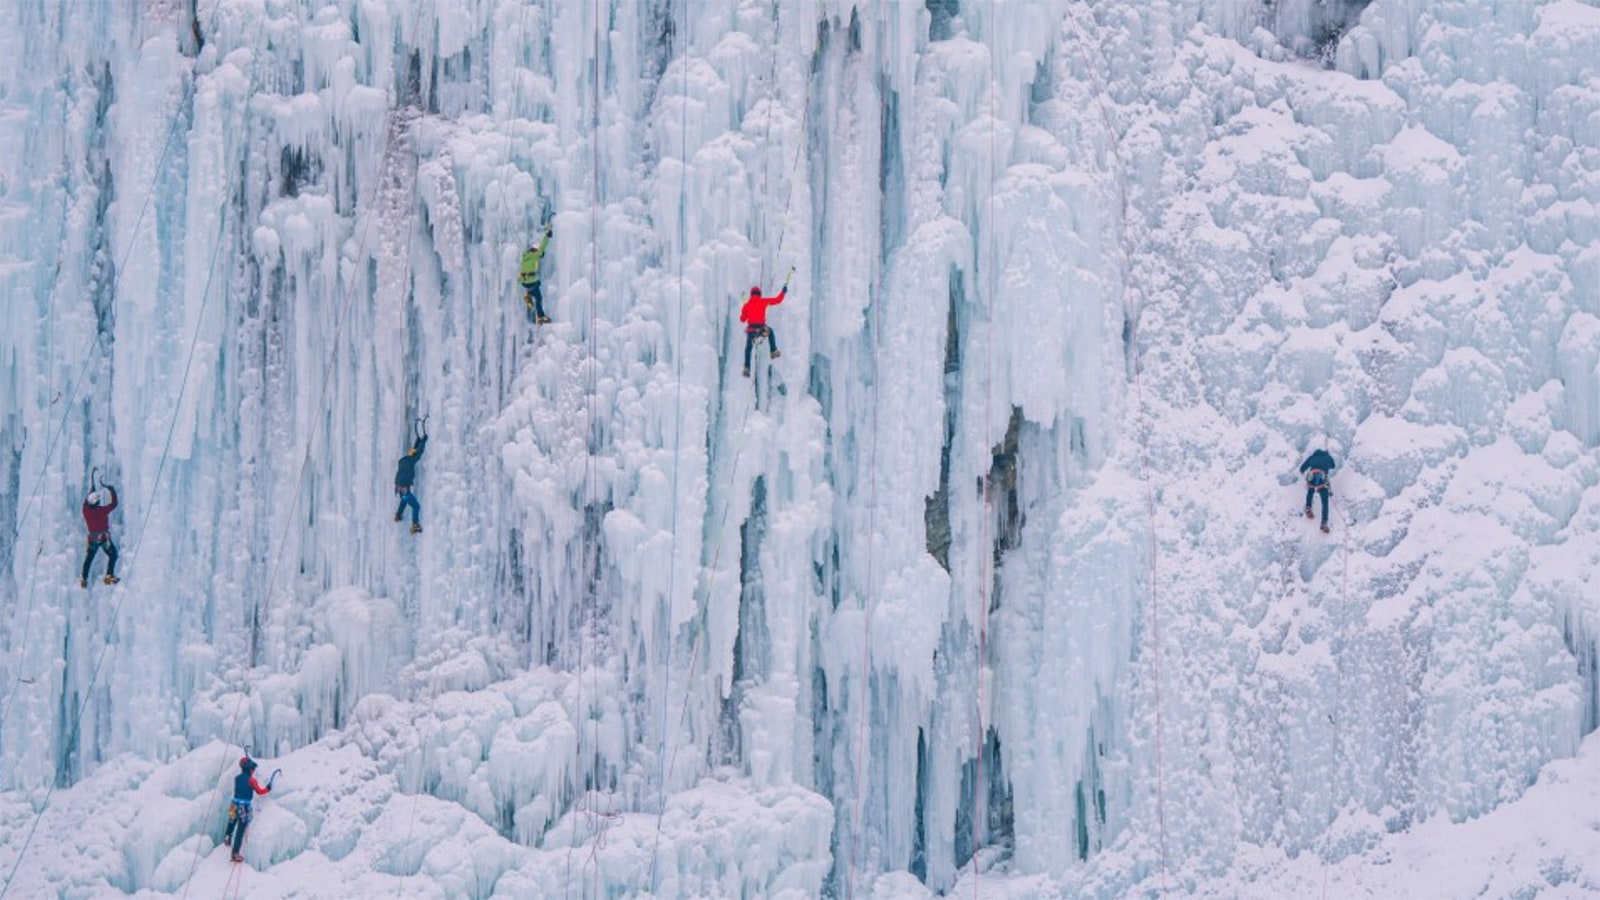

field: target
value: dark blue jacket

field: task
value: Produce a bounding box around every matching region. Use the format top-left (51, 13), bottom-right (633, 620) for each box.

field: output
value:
top-left (1299, 449), bottom-right (1337, 486)
top-left (233, 771), bottom-right (269, 804)
top-left (394, 436), bottom-right (428, 488)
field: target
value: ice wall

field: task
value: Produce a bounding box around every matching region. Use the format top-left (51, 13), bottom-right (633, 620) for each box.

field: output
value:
top-left (1101, 0), bottom-right (1600, 884)
top-left (0, 0), bottom-right (1596, 897)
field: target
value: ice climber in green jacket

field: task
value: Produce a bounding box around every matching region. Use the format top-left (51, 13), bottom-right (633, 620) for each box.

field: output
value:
top-left (519, 224), bottom-right (552, 324)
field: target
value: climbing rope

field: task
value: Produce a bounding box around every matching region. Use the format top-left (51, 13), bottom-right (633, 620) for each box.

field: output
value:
top-left (0, 91), bottom-right (178, 568)
top-left (2, 127), bottom-right (238, 900)
top-left (1061, 3), bottom-right (1170, 891)
top-left (390, 0), bottom-right (457, 881)
top-left (563, 4), bottom-right (609, 896)
top-left (0, 539), bottom-right (46, 747)
top-left (767, 79), bottom-right (809, 282)
top-left (646, 15), bottom-right (819, 894)
top-left (756, 21), bottom-right (780, 287)
top-left (846, 114), bottom-right (885, 899)
top-left (644, 373), bottom-right (768, 889)
top-left (218, 769), bottom-right (278, 900)
top-left (179, 22), bottom-right (432, 897)
top-left (589, 0), bottom-right (606, 824)
top-left (975, 22), bottom-right (1001, 896)
top-left (1318, 491), bottom-right (1354, 899)
top-left (755, 9), bottom-right (819, 286)
top-left (845, 195), bottom-right (880, 897)
top-left (0, 0), bottom-right (233, 741)
top-left (647, 0), bottom-right (691, 887)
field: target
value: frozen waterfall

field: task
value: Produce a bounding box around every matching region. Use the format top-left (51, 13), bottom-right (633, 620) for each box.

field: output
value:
top-left (1, 0), bottom-right (1597, 897)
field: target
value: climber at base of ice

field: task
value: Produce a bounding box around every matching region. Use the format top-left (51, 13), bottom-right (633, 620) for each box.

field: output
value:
top-left (394, 424), bottom-right (429, 534)
top-left (223, 756), bottom-right (271, 862)
top-left (520, 224), bottom-right (553, 325)
top-left (1299, 446), bottom-right (1337, 533)
top-left (739, 282), bottom-right (786, 377)
top-left (79, 485), bottom-right (120, 587)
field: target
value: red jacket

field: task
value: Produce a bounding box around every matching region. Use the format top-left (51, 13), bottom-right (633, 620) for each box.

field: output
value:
top-left (739, 289), bottom-right (785, 327)
top-left (82, 488), bottom-right (118, 534)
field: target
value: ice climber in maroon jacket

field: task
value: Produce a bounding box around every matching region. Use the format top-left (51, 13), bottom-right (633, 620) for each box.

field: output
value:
top-left (79, 485), bottom-right (120, 587)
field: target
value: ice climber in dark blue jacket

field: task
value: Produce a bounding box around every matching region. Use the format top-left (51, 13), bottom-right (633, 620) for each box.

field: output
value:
top-left (393, 420), bottom-right (428, 534)
top-left (223, 757), bottom-right (271, 862)
top-left (1299, 447), bottom-right (1337, 533)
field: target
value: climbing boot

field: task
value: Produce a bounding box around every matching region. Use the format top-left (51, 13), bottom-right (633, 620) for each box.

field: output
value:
top-left (102, 574), bottom-right (120, 585)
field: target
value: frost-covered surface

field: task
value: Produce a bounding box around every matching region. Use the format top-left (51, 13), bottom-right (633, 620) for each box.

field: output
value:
top-left (0, 0), bottom-right (1596, 897)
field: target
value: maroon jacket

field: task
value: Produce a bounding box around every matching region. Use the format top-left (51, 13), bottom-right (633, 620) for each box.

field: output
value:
top-left (82, 487), bottom-right (118, 535)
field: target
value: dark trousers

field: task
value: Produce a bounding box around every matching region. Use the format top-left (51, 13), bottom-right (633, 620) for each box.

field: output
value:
top-left (1305, 486), bottom-right (1329, 526)
top-left (521, 279), bottom-right (545, 320)
top-left (224, 800), bottom-right (253, 855)
top-left (395, 488), bottom-right (421, 525)
top-left (743, 325), bottom-right (777, 369)
top-left (80, 536), bottom-right (118, 582)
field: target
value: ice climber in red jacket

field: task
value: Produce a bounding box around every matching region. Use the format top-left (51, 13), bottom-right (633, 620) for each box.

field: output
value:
top-left (79, 485), bottom-right (120, 587)
top-left (740, 278), bottom-right (788, 377)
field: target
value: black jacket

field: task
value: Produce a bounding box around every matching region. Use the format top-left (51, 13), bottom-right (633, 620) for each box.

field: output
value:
top-left (394, 436), bottom-right (428, 487)
top-left (1299, 449), bottom-right (1337, 481)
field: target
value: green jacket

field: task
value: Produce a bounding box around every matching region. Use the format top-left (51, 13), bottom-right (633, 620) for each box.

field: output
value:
top-left (519, 234), bottom-right (550, 284)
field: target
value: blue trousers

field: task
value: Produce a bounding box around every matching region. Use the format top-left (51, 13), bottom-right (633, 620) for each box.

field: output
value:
top-left (224, 801), bottom-right (253, 855)
top-left (743, 325), bottom-right (777, 370)
top-left (395, 488), bottom-right (420, 525)
top-left (521, 279), bottom-right (546, 320)
top-left (1305, 486), bottom-right (1329, 526)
